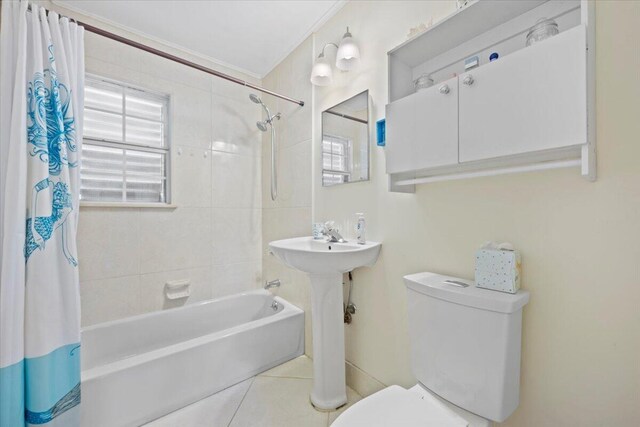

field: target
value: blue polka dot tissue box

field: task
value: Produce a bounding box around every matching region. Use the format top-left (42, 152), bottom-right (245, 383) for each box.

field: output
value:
top-left (475, 242), bottom-right (521, 294)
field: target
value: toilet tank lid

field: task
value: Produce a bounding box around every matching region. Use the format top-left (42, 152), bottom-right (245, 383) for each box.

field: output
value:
top-left (404, 272), bottom-right (530, 314)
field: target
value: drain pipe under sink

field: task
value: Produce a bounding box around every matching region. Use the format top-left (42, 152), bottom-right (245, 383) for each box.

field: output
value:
top-left (344, 271), bottom-right (356, 324)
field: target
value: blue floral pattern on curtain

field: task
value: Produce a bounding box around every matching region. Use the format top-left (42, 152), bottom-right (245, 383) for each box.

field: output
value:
top-left (0, 3), bottom-right (84, 426)
top-left (24, 45), bottom-right (77, 266)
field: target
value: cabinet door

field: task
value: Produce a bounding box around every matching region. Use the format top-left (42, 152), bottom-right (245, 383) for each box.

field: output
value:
top-left (459, 25), bottom-right (587, 163)
top-left (386, 76), bottom-right (459, 174)
top-left (414, 77), bottom-right (458, 170)
top-left (385, 94), bottom-right (416, 174)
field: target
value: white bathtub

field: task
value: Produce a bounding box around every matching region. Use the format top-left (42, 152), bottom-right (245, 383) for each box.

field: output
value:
top-left (80, 290), bottom-right (304, 427)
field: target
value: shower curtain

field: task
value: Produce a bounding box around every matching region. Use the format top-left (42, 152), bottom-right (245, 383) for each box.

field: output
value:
top-left (0, 2), bottom-right (84, 426)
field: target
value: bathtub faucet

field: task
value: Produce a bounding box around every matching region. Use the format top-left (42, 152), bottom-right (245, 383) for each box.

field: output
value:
top-left (264, 279), bottom-right (281, 290)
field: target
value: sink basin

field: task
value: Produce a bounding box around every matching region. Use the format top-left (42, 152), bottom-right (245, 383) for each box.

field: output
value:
top-left (269, 236), bottom-right (381, 411)
top-left (269, 236), bottom-right (381, 274)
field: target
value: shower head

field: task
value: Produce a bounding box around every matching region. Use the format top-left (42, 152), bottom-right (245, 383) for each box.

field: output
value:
top-left (251, 93), bottom-right (280, 132)
top-left (256, 120), bottom-right (269, 132)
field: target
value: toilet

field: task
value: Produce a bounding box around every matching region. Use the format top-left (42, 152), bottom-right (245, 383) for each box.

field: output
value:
top-left (332, 272), bottom-right (530, 426)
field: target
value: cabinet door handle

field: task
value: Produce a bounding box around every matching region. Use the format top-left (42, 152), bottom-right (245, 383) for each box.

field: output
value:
top-left (439, 84), bottom-right (450, 95)
top-left (462, 74), bottom-right (475, 86)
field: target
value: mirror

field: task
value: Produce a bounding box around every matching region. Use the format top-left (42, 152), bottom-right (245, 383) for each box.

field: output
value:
top-left (322, 90), bottom-right (369, 186)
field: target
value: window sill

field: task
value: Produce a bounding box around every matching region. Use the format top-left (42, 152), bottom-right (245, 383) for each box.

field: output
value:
top-left (80, 202), bottom-right (177, 209)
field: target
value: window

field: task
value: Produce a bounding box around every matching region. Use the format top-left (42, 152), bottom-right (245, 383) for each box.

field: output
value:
top-left (81, 75), bottom-right (170, 204)
top-left (322, 135), bottom-right (351, 186)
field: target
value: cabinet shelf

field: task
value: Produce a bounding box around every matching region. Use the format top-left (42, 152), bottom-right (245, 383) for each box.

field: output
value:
top-left (385, 0), bottom-right (595, 192)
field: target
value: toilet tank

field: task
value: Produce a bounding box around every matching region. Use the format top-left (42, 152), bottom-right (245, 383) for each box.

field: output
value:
top-left (404, 272), bottom-right (529, 422)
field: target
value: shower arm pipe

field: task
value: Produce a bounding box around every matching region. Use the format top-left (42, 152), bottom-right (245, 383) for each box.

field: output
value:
top-left (27, 4), bottom-right (305, 107)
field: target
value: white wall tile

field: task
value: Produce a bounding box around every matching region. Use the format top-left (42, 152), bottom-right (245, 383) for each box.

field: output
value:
top-left (211, 152), bottom-right (261, 208)
top-left (171, 145), bottom-right (212, 207)
top-left (276, 141), bottom-right (312, 208)
top-left (80, 275), bottom-right (141, 326)
top-left (262, 207), bottom-right (311, 250)
top-left (211, 261), bottom-right (262, 298)
top-left (139, 207), bottom-right (212, 274)
top-left (78, 208), bottom-right (140, 281)
top-left (85, 57), bottom-right (167, 92)
top-left (212, 95), bottom-right (262, 157)
top-left (171, 85), bottom-right (212, 149)
top-left (288, 37), bottom-right (314, 100)
top-left (138, 266), bottom-right (213, 313)
top-left (79, 24), bottom-right (265, 328)
top-left (212, 208), bottom-right (262, 265)
top-left (262, 142), bottom-right (315, 211)
top-left (280, 106), bottom-right (312, 150)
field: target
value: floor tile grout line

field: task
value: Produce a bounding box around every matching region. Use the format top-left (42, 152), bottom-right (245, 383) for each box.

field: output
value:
top-left (226, 376), bottom-right (256, 427)
top-left (258, 373), bottom-right (313, 380)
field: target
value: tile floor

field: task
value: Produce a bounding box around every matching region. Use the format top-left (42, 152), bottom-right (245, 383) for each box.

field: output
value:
top-left (145, 356), bottom-right (362, 427)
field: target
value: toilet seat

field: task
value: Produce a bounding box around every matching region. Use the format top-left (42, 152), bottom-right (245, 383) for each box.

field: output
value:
top-left (330, 385), bottom-right (471, 427)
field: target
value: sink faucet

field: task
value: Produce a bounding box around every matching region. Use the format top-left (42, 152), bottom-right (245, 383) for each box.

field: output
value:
top-left (322, 222), bottom-right (347, 243)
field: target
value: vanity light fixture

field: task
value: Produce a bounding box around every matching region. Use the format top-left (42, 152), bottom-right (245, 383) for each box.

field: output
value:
top-left (310, 44), bottom-right (336, 86)
top-left (336, 27), bottom-right (360, 71)
top-left (310, 27), bottom-right (360, 86)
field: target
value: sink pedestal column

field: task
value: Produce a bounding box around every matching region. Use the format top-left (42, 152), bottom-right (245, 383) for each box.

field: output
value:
top-left (308, 273), bottom-right (347, 411)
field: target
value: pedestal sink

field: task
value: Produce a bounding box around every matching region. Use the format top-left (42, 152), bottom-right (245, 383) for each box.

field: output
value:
top-left (268, 236), bottom-right (381, 411)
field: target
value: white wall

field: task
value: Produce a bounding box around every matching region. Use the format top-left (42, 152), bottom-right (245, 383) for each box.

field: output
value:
top-left (255, 1), bottom-right (640, 426)
top-left (47, 3), bottom-right (265, 326)
top-left (45, 1), bottom-right (640, 423)
top-left (261, 36), bottom-right (315, 355)
top-left (309, 1), bottom-right (640, 425)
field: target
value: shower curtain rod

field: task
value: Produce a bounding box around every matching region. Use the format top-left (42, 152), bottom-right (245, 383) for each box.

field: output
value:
top-left (27, 4), bottom-right (305, 107)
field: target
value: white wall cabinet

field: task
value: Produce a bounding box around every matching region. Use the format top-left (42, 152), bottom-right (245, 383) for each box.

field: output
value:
top-left (385, 0), bottom-right (595, 191)
top-left (385, 93), bottom-right (415, 174)
top-left (414, 77), bottom-right (459, 171)
top-left (458, 26), bottom-right (587, 162)
top-left (386, 76), bottom-right (458, 174)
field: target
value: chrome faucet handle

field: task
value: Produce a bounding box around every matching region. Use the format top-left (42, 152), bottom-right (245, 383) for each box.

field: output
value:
top-left (320, 221), bottom-right (347, 243)
top-left (326, 229), bottom-right (347, 243)
top-left (264, 279), bottom-right (281, 290)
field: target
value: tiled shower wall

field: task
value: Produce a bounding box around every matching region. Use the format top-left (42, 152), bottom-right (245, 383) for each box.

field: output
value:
top-left (78, 32), bottom-right (263, 326)
top-left (261, 36), bottom-right (314, 356)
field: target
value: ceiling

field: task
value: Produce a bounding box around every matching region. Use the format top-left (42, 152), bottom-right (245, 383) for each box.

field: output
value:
top-left (54, 0), bottom-right (345, 78)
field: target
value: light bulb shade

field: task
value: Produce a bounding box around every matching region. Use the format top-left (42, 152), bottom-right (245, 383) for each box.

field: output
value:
top-left (336, 34), bottom-right (360, 71)
top-left (310, 55), bottom-right (333, 86)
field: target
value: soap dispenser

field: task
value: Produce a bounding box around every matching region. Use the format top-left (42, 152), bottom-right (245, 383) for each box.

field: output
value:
top-left (355, 213), bottom-right (366, 244)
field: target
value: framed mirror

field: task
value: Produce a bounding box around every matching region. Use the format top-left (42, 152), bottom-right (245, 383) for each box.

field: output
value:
top-left (321, 90), bottom-right (370, 186)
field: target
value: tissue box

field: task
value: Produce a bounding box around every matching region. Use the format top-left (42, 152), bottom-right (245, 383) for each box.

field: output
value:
top-left (475, 248), bottom-right (521, 294)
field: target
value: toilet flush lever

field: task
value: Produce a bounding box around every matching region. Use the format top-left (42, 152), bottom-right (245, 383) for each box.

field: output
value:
top-left (443, 280), bottom-right (469, 288)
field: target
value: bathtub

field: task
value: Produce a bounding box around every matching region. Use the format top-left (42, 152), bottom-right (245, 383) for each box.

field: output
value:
top-left (80, 289), bottom-right (304, 427)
